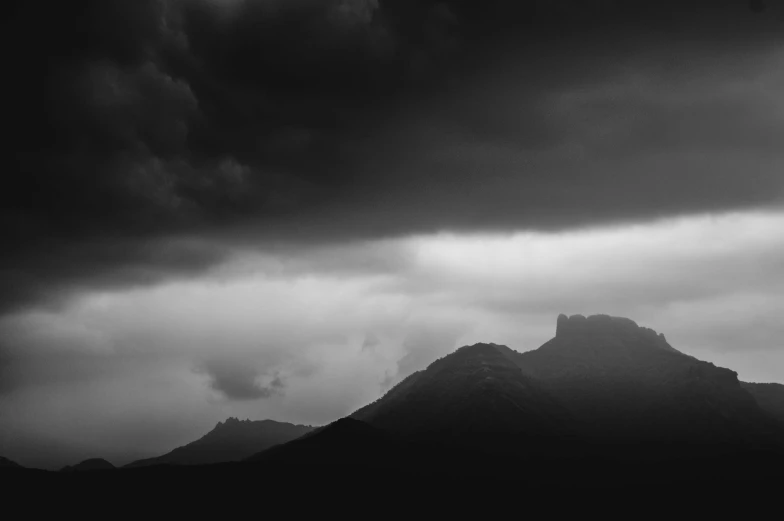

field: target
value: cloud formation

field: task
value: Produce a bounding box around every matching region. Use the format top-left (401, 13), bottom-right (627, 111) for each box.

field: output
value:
top-left (197, 358), bottom-right (285, 400)
top-left (3, 0), bottom-right (784, 313)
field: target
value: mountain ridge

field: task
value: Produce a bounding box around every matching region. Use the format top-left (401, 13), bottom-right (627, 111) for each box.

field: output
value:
top-left (352, 341), bottom-right (576, 452)
top-left (507, 314), bottom-right (776, 446)
top-left (125, 418), bottom-right (315, 468)
top-left (351, 314), bottom-right (783, 454)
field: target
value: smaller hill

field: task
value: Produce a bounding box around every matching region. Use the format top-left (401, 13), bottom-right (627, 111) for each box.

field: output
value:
top-left (125, 418), bottom-right (315, 468)
top-left (61, 458), bottom-right (115, 472)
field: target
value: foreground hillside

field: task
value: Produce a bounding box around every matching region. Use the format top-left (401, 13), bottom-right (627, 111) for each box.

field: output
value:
top-left (3, 434), bottom-right (783, 515)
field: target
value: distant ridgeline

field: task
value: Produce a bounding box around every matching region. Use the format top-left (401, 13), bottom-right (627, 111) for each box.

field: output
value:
top-left (124, 418), bottom-right (315, 468)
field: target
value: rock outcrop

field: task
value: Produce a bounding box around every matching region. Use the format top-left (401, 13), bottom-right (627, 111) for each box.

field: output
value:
top-left (510, 314), bottom-right (777, 445)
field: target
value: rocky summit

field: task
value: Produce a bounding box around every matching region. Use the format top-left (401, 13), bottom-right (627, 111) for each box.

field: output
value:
top-left (515, 315), bottom-right (781, 445)
top-left (554, 314), bottom-right (677, 354)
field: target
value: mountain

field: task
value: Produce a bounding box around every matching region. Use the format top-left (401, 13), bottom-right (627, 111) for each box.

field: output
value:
top-left (248, 418), bottom-right (411, 467)
top-left (125, 418), bottom-right (315, 468)
top-left (0, 456), bottom-right (22, 469)
top-left (247, 416), bottom-right (503, 478)
top-left (352, 342), bottom-right (575, 451)
top-left (61, 458), bottom-right (115, 472)
top-left (350, 314), bottom-right (782, 459)
top-left (7, 314), bottom-right (784, 509)
top-left (742, 382), bottom-right (784, 426)
top-left (251, 313), bottom-right (784, 484)
top-left (508, 314), bottom-right (781, 447)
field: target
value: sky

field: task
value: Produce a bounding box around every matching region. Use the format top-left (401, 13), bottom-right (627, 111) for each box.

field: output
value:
top-left (2, 0), bottom-right (784, 469)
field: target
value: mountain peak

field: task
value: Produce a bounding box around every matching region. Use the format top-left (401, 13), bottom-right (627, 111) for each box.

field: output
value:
top-left (351, 340), bottom-right (574, 442)
top-left (555, 313), bottom-right (670, 346)
top-left (213, 417), bottom-right (256, 431)
top-left (557, 313), bottom-right (637, 335)
top-left (450, 342), bottom-right (505, 358)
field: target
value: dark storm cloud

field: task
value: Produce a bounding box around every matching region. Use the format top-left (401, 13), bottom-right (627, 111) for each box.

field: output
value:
top-left (4, 0), bottom-right (784, 313)
top-left (196, 357), bottom-right (285, 401)
top-left (0, 237), bottom-right (226, 316)
top-left (361, 332), bottom-right (381, 351)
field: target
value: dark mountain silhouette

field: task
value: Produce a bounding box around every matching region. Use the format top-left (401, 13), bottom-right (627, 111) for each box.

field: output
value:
top-left (0, 456), bottom-right (22, 468)
top-left (246, 417), bottom-right (503, 476)
top-left (60, 458), bottom-right (115, 472)
top-left (742, 382), bottom-right (784, 426)
top-left (248, 418), bottom-right (410, 467)
top-left (352, 342), bottom-right (575, 451)
top-left (349, 314), bottom-right (782, 459)
top-left (4, 314), bottom-right (784, 512)
top-left (501, 314), bottom-right (781, 448)
top-left (252, 311), bottom-right (784, 482)
top-left (125, 418), bottom-right (314, 468)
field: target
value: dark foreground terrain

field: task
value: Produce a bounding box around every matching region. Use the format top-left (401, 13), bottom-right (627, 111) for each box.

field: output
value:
top-left (3, 444), bottom-right (783, 516)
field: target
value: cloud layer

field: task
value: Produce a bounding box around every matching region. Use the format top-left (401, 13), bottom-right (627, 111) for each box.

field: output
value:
top-left (4, 1), bottom-right (784, 313)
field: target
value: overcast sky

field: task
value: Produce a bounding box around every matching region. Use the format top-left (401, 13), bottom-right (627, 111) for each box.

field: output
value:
top-left (2, 0), bottom-right (784, 469)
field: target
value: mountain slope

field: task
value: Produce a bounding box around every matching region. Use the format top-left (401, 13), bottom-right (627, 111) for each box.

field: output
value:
top-left (248, 418), bottom-right (413, 467)
top-left (246, 417), bottom-right (504, 476)
top-left (0, 456), bottom-right (22, 469)
top-left (61, 458), bottom-right (115, 472)
top-left (125, 418), bottom-right (314, 468)
top-left (352, 342), bottom-right (575, 450)
top-left (508, 314), bottom-right (780, 445)
top-left (742, 382), bottom-right (784, 426)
